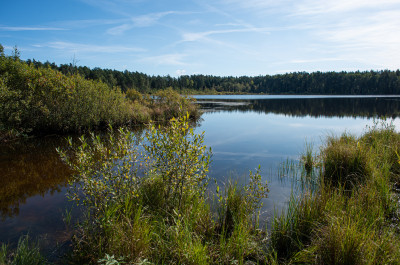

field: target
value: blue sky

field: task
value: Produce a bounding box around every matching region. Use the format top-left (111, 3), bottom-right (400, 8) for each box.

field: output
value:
top-left (1, 0), bottom-right (400, 76)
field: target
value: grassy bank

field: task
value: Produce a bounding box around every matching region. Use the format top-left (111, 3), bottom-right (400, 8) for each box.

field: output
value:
top-left (0, 45), bottom-right (199, 141)
top-left (269, 120), bottom-right (400, 264)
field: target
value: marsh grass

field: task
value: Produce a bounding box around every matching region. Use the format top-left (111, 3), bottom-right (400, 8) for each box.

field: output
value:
top-left (322, 133), bottom-right (371, 190)
top-left (301, 142), bottom-right (316, 177)
top-left (0, 235), bottom-right (46, 265)
top-left (269, 121), bottom-right (400, 264)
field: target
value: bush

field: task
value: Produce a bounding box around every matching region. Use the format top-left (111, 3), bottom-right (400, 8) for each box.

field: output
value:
top-left (59, 115), bottom-right (269, 264)
top-left (153, 87), bottom-right (199, 121)
top-left (0, 46), bottom-right (200, 138)
top-left (0, 54), bottom-right (134, 135)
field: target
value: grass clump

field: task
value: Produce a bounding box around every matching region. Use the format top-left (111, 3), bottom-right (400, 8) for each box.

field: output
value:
top-left (269, 120), bottom-right (400, 264)
top-left (322, 134), bottom-right (370, 190)
top-left (58, 114), bottom-right (269, 264)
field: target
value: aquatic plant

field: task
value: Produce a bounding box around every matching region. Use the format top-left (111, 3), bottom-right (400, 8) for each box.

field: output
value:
top-left (0, 235), bottom-right (46, 265)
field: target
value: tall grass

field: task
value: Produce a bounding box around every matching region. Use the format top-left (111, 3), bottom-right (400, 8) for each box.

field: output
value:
top-left (269, 121), bottom-right (400, 264)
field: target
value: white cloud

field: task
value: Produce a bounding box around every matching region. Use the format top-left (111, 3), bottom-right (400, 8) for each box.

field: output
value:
top-left (217, 0), bottom-right (400, 70)
top-left (106, 11), bottom-right (192, 35)
top-left (57, 18), bottom-right (128, 28)
top-left (37, 41), bottom-right (146, 53)
top-left (181, 27), bottom-right (270, 42)
top-left (106, 24), bottom-right (132, 35)
top-left (289, 58), bottom-right (344, 64)
top-left (131, 11), bottom-right (176, 27)
top-left (293, 0), bottom-right (400, 16)
top-left (139, 53), bottom-right (187, 66)
top-left (176, 69), bottom-right (187, 76)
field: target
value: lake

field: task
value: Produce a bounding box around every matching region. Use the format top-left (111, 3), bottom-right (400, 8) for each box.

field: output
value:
top-left (1, 95), bottom-right (400, 251)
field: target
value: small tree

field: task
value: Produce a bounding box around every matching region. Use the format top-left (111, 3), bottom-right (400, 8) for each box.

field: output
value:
top-left (12, 45), bottom-right (20, 61)
top-left (144, 113), bottom-right (211, 210)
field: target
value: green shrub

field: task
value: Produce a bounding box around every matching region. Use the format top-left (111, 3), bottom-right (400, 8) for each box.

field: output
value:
top-left (360, 121), bottom-right (400, 186)
top-left (59, 115), bottom-right (270, 264)
top-left (153, 87), bottom-right (199, 121)
top-left (0, 47), bottom-right (200, 138)
top-left (0, 54), bottom-right (134, 135)
top-left (143, 113), bottom-right (211, 212)
top-left (125, 87), bottom-right (143, 103)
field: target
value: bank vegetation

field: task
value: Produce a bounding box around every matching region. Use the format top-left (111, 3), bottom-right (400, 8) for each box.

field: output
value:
top-left (0, 44), bottom-right (199, 141)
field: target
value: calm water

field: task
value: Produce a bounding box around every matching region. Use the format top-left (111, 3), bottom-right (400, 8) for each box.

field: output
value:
top-left (1, 95), bottom-right (400, 249)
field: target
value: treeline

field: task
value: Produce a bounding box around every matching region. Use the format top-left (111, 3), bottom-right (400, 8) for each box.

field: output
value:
top-left (27, 59), bottom-right (400, 95)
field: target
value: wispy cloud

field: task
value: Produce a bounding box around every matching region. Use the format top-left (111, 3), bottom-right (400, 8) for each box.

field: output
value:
top-left (0, 26), bottom-right (66, 31)
top-left (132, 11), bottom-right (178, 27)
top-left (35, 41), bottom-right (146, 53)
top-left (292, 0), bottom-right (400, 16)
top-left (181, 27), bottom-right (270, 42)
top-left (139, 53), bottom-right (187, 66)
top-left (218, 0), bottom-right (400, 69)
top-left (289, 58), bottom-right (345, 64)
top-left (106, 24), bottom-right (132, 35)
top-left (56, 18), bottom-right (128, 28)
top-left (107, 11), bottom-right (193, 35)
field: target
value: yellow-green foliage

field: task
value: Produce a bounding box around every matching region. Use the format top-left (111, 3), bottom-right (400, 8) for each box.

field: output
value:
top-left (0, 48), bottom-right (200, 138)
top-left (153, 87), bottom-right (199, 121)
top-left (144, 113), bottom-right (211, 210)
top-left (59, 116), bottom-right (268, 264)
top-left (0, 55), bottom-right (134, 135)
top-left (125, 87), bottom-right (143, 102)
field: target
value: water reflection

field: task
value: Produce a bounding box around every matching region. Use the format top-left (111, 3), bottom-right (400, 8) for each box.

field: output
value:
top-left (0, 137), bottom-right (72, 220)
top-left (196, 96), bottom-right (400, 118)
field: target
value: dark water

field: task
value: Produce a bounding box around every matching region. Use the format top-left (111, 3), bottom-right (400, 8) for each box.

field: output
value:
top-left (1, 95), bottom-right (400, 248)
top-left (0, 136), bottom-right (73, 251)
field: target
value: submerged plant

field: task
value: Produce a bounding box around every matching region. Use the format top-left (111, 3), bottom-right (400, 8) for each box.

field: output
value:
top-left (0, 235), bottom-right (46, 265)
